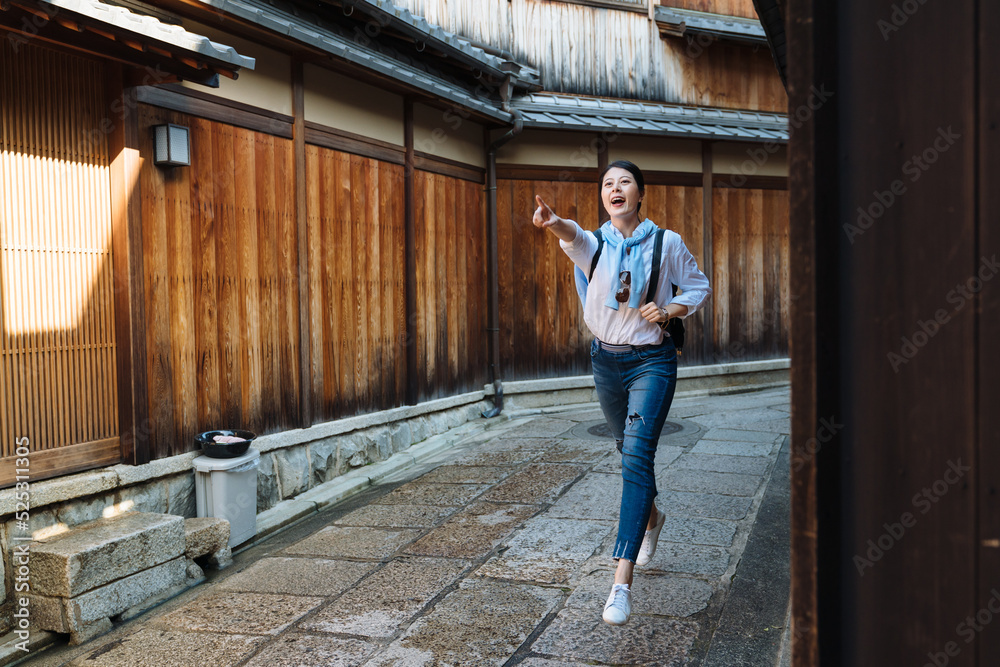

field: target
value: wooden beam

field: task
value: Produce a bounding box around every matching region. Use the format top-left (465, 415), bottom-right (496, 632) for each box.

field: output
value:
top-left (292, 59), bottom-right (311, 429)
top-left (701, 140), bottom-right (714, 363)
top-left (108, 67), bottom-right (150, 466)
top-left (597, 136), bottom-right (609, 224)
top-left (404, 99), bottom-right (419, 405)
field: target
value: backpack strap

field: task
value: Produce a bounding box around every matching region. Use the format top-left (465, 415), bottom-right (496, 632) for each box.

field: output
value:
top-left (588, 230), bottom-right (604, 282)
top-left (644, 228), bottom-right (665, 304)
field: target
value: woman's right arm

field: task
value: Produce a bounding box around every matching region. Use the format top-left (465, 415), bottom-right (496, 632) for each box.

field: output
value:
top-left (532, 195), bottom-right (578, 243)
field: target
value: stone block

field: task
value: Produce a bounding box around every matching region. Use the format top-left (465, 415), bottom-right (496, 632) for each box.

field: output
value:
top-left (65, 557), bottom-right (186, 627)
top-left (25, 593), bottom-right (70, 633)
top-left (184, 517), bottom-right (230, 559)
top-left (69, 617), bottom-right (112, 645)
top-left (206, 546), bottom-right (232, 570)
top-left (391, 422), bottom-right (412, 453)
top-left (118, 480), bottom-right (167, 514)
top-left (29, 512), bottom-right (184, 597)
top-left (53, 493), bottom-right (112, 530)
top-left (256, 454), bottom-right (279, 512)
top-left (0, 471), bottom-right (117, 516)
top-left (273, 446), bottom-right (310, 500)
top-left (165, 473), bottom-right (196, 518)
top-left (310, 437), bottom-right (338, 486)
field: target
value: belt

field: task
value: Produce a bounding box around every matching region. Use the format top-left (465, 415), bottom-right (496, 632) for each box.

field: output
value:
top-left (596, 340), bottom-right (657, 352)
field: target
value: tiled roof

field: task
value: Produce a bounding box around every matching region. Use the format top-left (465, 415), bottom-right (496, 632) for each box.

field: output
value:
top-left (654, 6), bottom-right (767, 45)
top-left (35, 0), bottom-right (255, 69)
top-left (511, 94), bottom-right (788, 143)
top-left (196, 0), bottom-right (514, 120)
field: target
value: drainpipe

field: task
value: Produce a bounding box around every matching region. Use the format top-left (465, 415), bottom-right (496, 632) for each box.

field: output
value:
top-left (482, 109), bottom-right (523, 418)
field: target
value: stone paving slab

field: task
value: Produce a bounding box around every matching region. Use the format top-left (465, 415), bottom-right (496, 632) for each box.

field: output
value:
top-left (639, 542), bottom-right (732, 576)
top-left (218, 557), bottom-right (374, 596)
top-left (564, 571), bottom-right (714, 618)
top-left (333, 504), bottom-right (458, 528)
top-left (152, 591), bottom-right (324, 635)
top-left (503, 418), bottom-right (575, 438)
top-left (691, 439), bottom-right (775, 457)
top-left (658, 490), bottom-right (754, 520)
top-left (243, 633), bottom-right (378, 667)
top-left (300, 557), bottom-right (470, 638)
top-left (452, 449), bottom-right (545, 466)
top-left (405, 501), bottom-right (538, 559)
top-left (742, 416), bottom-right (792, 433)
top-left (68, 629), bottom-right (265, 667)
top-left (546, 472), bottom-right (621, 521)
top-left (658, 468), bottom-right (763, 496)
top-left (282, 526), bottom-right (422, 560)
top-left (535, 439), bottom-right (611, 464)
top-left (658, 515), bottom-right (738, 547)
top-left (367, 579), bottom-right (563, 667)
top-left (373, 481), bottom-right (491, 506)
top-left (532, 610), bottom-right (699, 667)
top-left (702, 427), bottom-right (782, 443)
top-left (413, 464), bottom-right (515, 485)
top-left (671, 452), bottom-right (772, 475)
top-left (484, 438), bottom-right (560, 452)
top-left (476, 517), bottom-right (614, 584)
top-left (479, 463), bottom-right (585, 504)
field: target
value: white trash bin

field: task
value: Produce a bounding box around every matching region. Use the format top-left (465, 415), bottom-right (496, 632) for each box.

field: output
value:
top-left (193, 448), bottom-right (260, 547)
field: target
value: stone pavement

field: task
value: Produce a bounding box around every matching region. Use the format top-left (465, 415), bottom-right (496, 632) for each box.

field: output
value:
top-left (20, 385), bottom-right (791, 667)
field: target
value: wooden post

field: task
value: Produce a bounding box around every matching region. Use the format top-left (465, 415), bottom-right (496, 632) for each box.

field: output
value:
top-left (597, 137), bottom-right (609, 224)
top-left (108, 65), bottom-right (150, 465)
top-left (701, 140), bottom-right (714, 363)
top-left (404, 99), bottom-right (419, 405)
top-left (292, 60), bottom-right (312, 428)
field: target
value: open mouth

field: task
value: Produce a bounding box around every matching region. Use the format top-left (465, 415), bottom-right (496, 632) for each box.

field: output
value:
top-left (610, 196), bottom-right (626, 206)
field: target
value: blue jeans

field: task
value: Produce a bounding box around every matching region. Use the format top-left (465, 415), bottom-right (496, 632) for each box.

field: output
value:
top-left (591, 338), bottom-right (678, 563)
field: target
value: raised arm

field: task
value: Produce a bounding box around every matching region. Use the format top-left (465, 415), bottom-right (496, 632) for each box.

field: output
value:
top-left (532, 195), bottom-right (578, 243)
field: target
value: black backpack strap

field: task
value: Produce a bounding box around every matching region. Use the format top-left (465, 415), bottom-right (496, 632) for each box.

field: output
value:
top-left (644, 228), bottom-right (665, 304)
top-left (588, 230), bottom-right (604, 281)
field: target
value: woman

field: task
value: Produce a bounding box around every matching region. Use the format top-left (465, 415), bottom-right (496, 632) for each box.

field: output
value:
top-left (532, 160), bottom-right (711, 626)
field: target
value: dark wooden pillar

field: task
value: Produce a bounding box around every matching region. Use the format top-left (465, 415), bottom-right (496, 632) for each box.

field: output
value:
top-left (108, 65), bottom-right (150, 465)
top-left (701, 140), bottom-right (714, 362)
top-left (404, 98), bottom-right (419, 405)
top-left (292, 59), bottom-right (312, 428)
top-left (788, 0), bottom-right (991, 665)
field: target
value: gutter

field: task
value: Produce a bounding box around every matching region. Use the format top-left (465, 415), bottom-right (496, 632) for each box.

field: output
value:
top-left (482, 110), bottom-right (524, 418)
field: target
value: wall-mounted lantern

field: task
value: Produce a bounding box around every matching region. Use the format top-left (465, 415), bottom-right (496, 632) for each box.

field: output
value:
top-left (152, 124), bottom-right (190, 167)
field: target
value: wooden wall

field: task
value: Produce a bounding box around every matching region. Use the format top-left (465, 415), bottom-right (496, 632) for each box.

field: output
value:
top-left (0, 41), bottom-right (121, 485)
top-left (390, 0), bottom-right (784, 112)
top-left (138, 105), bottom-right (301, 460)
top-left (659, 0), bottom-right (760, 19)
top-left (305, 146), bottom-right (407, 420)
top-left (496, 172), bottom-right (789, 380)
top-left (413, 171), bottom-right (489, 400)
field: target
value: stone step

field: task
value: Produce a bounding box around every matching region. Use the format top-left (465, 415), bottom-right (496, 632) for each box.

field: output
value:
top-left (30, 513), bottom-right (184, 598)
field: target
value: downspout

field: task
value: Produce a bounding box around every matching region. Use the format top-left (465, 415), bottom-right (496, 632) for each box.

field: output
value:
top-left (482, 108), bottom-right (523, 418)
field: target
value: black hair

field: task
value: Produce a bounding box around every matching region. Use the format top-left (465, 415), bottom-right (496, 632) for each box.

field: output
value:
top-left (600, 160), bottom-right (645, 217)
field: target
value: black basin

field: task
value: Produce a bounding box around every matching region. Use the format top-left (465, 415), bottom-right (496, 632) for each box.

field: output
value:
top-left (195, 430), bottom-right (256, 458)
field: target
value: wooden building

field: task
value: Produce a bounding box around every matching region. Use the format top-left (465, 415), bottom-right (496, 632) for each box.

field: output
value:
top-left (0, 0), bottom-right (788, 635)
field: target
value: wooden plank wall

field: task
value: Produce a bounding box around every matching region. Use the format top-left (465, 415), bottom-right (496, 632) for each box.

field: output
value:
top-left (137, 105), bottom-right (301, 460)
top-left (659, 0), bottom-right (760, 19)
top-left (496, 175), bottom-right (789, 379)
top-left (390, 0), bottom-right (784, 112)
top-left (0, 41), bottom-right (121, 484)
top-left (414, 170), bottom-right (489, 400)
top-left (305, 145), bottom-right (408, 420)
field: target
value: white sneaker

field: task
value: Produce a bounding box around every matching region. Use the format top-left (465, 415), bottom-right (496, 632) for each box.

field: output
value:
top-left (602, 583), bottom-right (632, 626)
top-left (635, 509), bottom-right (666, 567)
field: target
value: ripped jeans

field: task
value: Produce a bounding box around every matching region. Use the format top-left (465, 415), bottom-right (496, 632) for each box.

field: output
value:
top-left (591, 337), bottom-right (678, 563)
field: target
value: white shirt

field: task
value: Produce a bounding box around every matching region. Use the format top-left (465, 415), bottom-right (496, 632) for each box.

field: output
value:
top-left (559, 219), bottom-right (712, 346)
